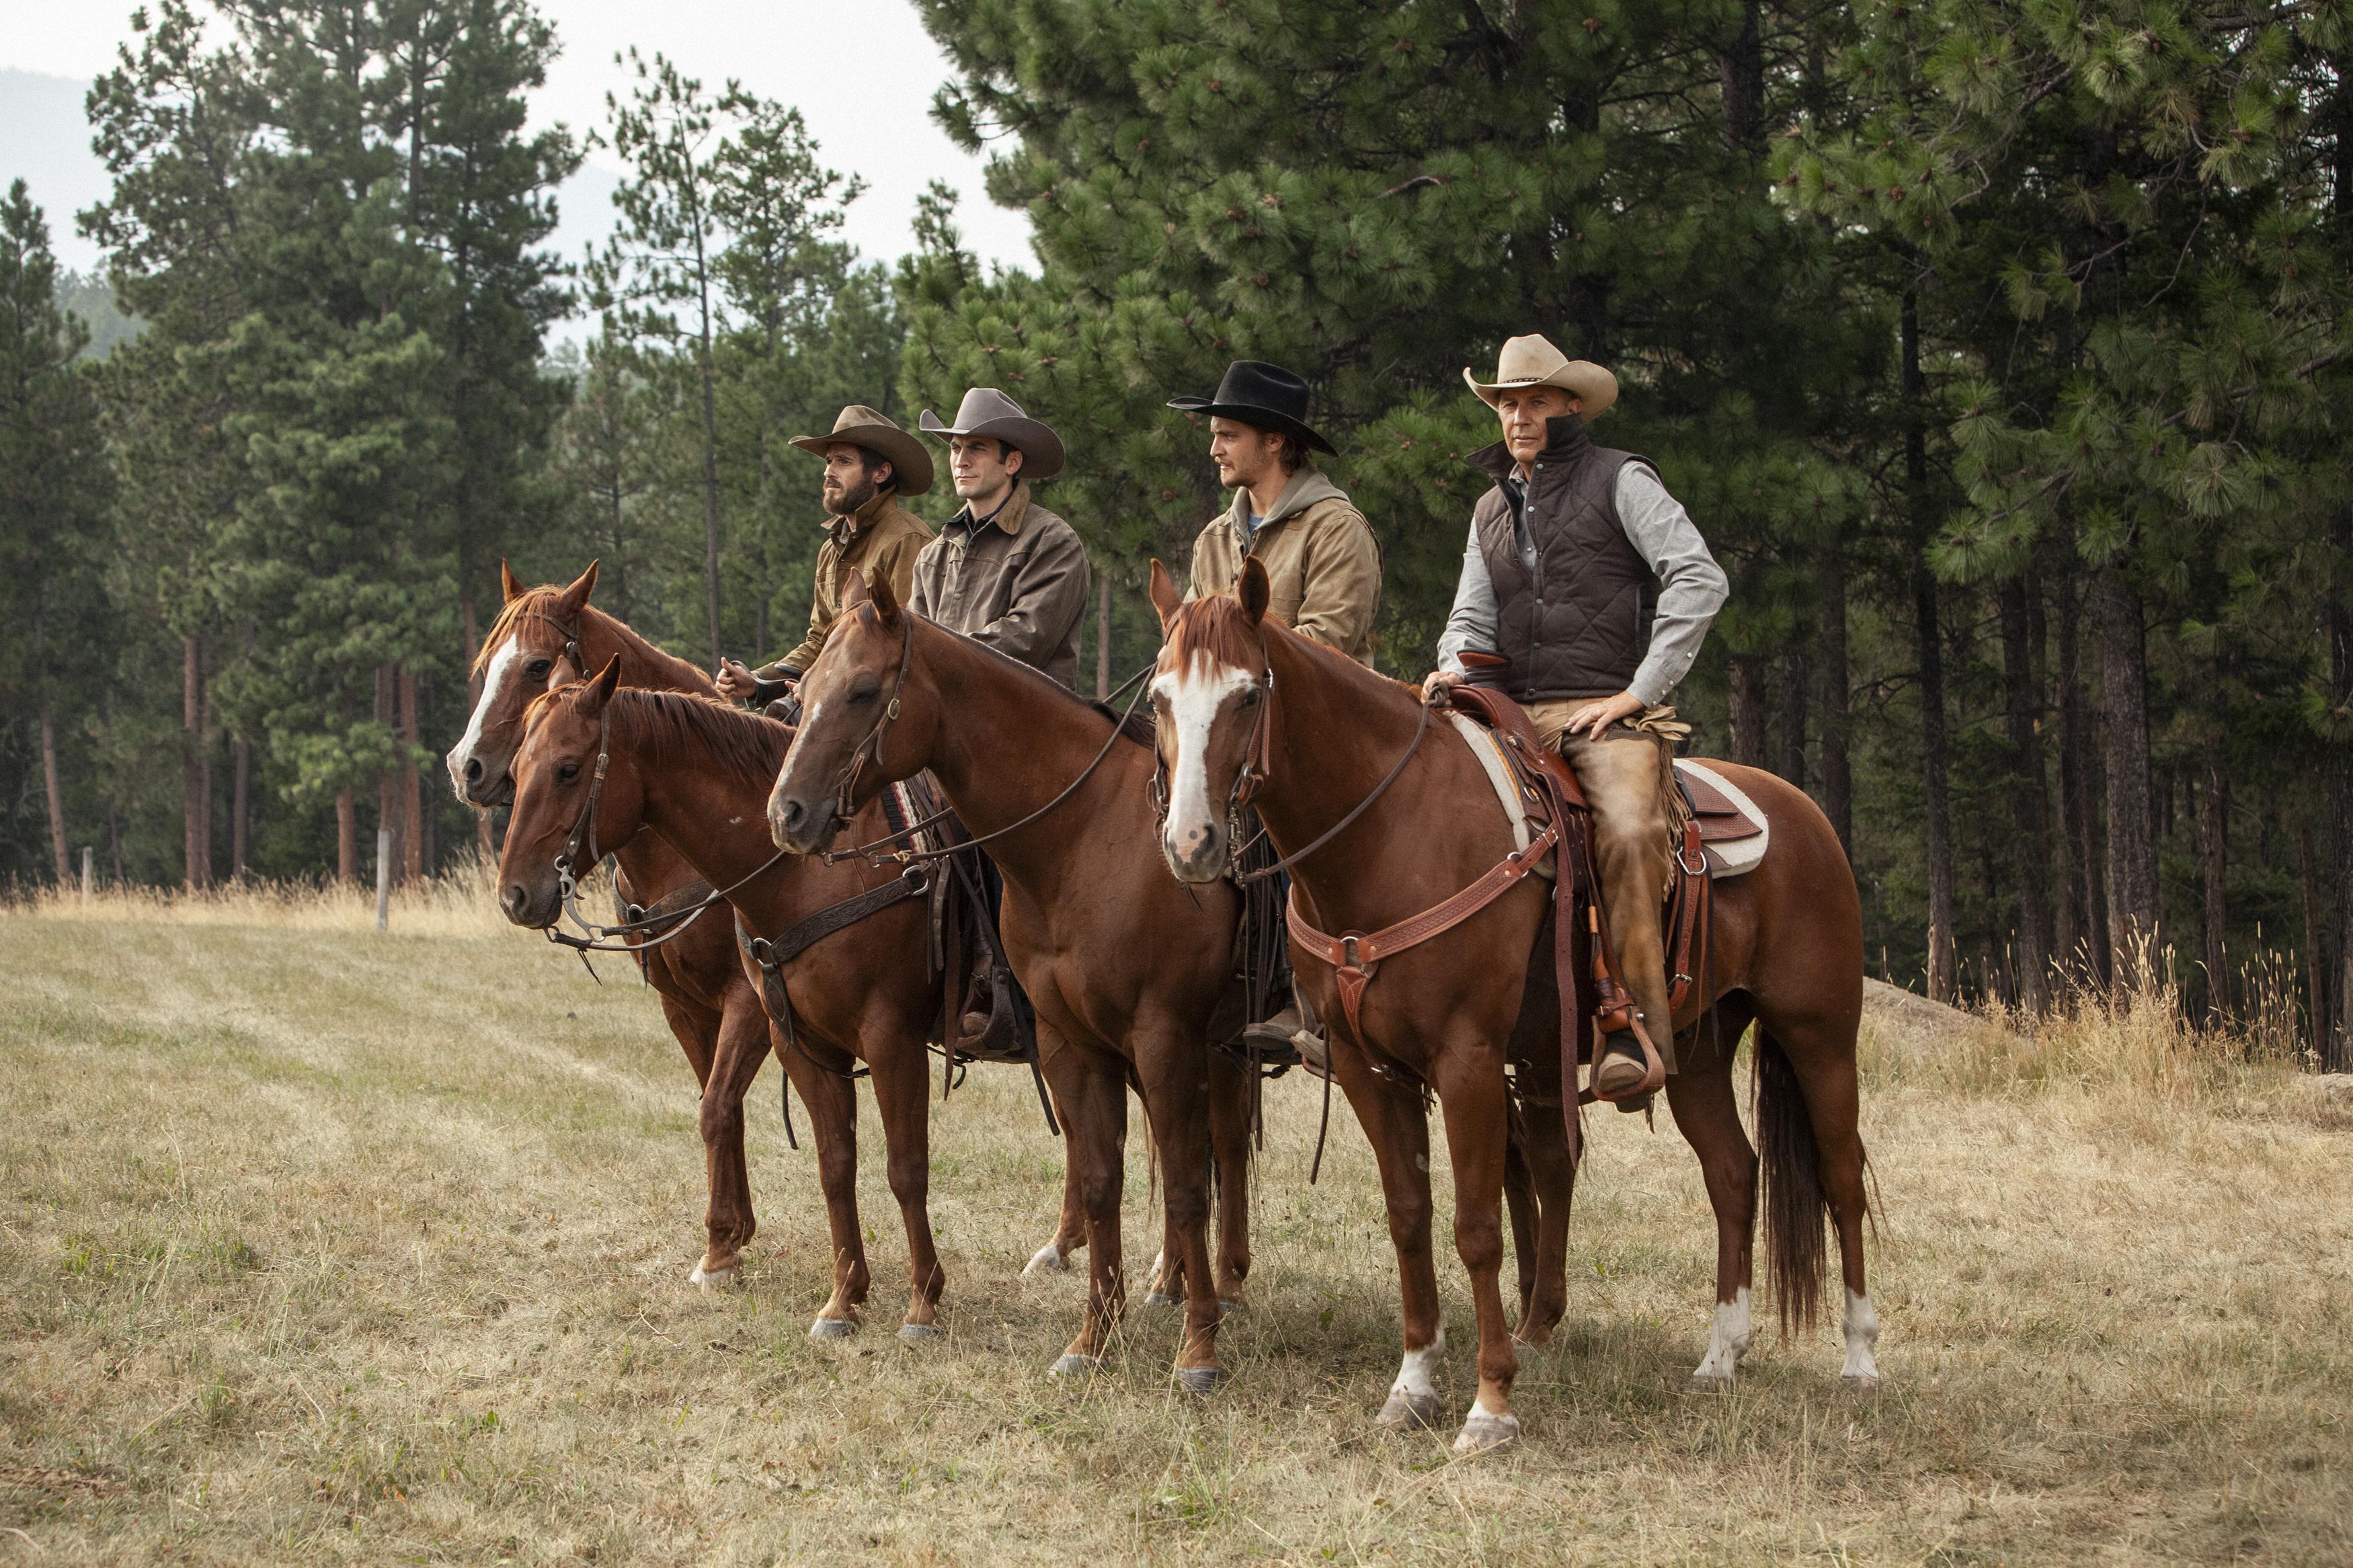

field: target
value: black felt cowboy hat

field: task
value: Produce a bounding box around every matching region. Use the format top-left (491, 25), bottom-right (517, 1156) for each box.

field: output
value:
top-left (1166, 360), bottom-right (1336, 455)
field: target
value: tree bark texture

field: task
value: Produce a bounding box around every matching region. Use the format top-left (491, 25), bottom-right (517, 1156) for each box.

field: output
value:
top-left (183, 634), bottom-right (208, 891)
top-left (336, 786), bottom-right (358, 886)
top-left (1728, 653), bottom-right (1768, 768)
top-left (1817, 539), bottom-right (1853, 855)
top-left (231, 737), bottom-right (250, 880)
top-left (376, 663), bottom-right (403, 889)
top-left (1718, 0), bottom-right (1765, 151)
top-left (1774, 647), bottom-right (1808, 790)
top-left (2096, 567), bottom-right (2160, 991)
top-left (41, 703), bottom-right (70, 883)
top-left (2055, 563), bottom-right (2107, 989)
top-left (1903, 290), bottom-right (1954, 1001)
top-left (2295, 819), bottom-right (2330, 1064)
top-left (2198, 766), bottom-right (2229, 1028)
top-left (398, 667), bottom-right (424, 883)
top-left (1998, 577), bottom-right (2052, 1012)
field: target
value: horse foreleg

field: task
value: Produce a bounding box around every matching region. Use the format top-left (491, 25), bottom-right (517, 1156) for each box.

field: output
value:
top-left (1665, 997), bottom-right (1759, 1389)
top-left (690, 980), bottom-right (771, 1290)
top-left (1511, 1095), bottom-right (1577, 1352)
top-left (1207, 1044), bottom-right (1253, 1311)
top-left (1332, 1044), bottom-right (1444, 1434)
top-left (1042, 1028), bottom-right (1127, 1376)
top-left (862, 1009), bottom-right (945, 1342)
top-left (1023, 1087), bottom-right (1087, 1278)
top-left (656, 989), bottom-right (720, 1093)
top-left (786, 1044), bottom-right (868, 1339)
top-left (1434, 1042), bottom-right (1521, 1454)
top-left (1135, 1030), bottom-right (1224, 1392)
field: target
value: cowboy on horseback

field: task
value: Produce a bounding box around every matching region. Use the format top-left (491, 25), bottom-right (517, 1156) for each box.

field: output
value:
top-left (716, 405), bottom-right (936, 712)
top-left (1170, 360), bottom-right (1382, 1062)
top-left (1421, 335), bottom-right (1729, 1106)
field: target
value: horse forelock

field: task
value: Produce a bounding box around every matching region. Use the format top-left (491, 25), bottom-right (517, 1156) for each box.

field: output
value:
top-left (1161, 594), bottom-right (1265, 677)
top-left (473, 587), bottom-right (571, 677)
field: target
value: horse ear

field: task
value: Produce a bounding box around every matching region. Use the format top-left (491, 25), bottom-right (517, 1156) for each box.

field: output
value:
top-left (500, 559), bottom-right (524, 604)
top-left (841, 569), bottom-right (871, 610)
top-left (1238, 557), bottom-right (1270, 627)
top-left (867, 567), bottom-right (902, 626)
top-left (586, 653), bottom-right (623, 710)
top-left (1148, 559), bottom-right (1184, 630)
top-left (557, 559), bottom-right (600, 616)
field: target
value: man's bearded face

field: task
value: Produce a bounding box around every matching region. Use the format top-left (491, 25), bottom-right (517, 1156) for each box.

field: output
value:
top-left (822, 445), bottom-right (883, 516)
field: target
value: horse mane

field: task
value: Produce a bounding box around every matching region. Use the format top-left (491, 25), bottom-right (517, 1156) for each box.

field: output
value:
top-left (475, 585), bottom-right (717, 696)
top-left (885, 604), bottom-right (1152, 749)
top-left (606, 688), bottom-right (793, 791)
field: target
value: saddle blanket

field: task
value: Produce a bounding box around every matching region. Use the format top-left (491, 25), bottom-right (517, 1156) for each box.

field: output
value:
top-left (1441, 714), bottom-right (1769, 880)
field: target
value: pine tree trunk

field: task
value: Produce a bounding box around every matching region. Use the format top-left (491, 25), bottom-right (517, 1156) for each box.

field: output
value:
top-left (183, 633), bottom-right (207, 891)
top-left (336, 787), bottom-right (358, 886)
top-left (1718, 0), bottom-right (1765, 151)
top-left (1818, 538), bottom-right (1853, 855)
top-left (2096, 567), bottom-right (2160, 992)
top-left (1728, 654), bottom-right (1767, 767)
top-left (376, 664), bottom-right (403, 888)
top-left (108, 797), bottom-right (123, 886)
top-left (39, 702), bottom-right (69, 883)
top-left (463, 586), bottom-right (494, 866)
top-left (2198, 766), bottom-right (2229, 1028)
top-left (2056, 565), bottom-right (2108, 989)
top-left (2295, 819), bottom-right (2329, 1064)
top-left (1096, 575), bottom-right (1113, 700)
top-left (1774, 648), bottom-right (1808, 789)
top-left (398, 668), bottom-right (424, 884)
top-left (1999, 577), bottom-right (2052, 1013)
top-left (231, 737), bottom-right (250, 880)
top-left (1903, 290), bottom-right (1954, 1001)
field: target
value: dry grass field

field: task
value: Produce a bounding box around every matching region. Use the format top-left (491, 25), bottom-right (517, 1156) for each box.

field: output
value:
top-left (5, 873), bottom-right (2351, 1565)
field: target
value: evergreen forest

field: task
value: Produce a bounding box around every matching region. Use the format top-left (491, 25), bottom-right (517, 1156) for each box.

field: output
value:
top-left (5, 0), bottom-right (2351, 1059)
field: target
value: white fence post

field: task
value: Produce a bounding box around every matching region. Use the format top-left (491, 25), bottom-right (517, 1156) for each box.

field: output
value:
top-left (80, 846), bottom-right (92, 908)
top-left (375, 826), bottom-right (393, 933)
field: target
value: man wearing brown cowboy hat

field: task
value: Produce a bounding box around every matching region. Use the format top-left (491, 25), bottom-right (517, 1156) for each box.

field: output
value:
top-left (912, 388), bottom-right (1091, 689)
top-left (1172, 360), bottom-right (1382, 664)
top-left (1423, 335), bottom-right (1729, 1106)
top-left (716, 405), bottom-right (936, 706)
top-left (1171, 360), bottom-right (1382, 1066)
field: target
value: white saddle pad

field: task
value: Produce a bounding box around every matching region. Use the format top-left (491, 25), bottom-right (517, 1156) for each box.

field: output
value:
top-left (1443, 716), bottom-right (1769, 881)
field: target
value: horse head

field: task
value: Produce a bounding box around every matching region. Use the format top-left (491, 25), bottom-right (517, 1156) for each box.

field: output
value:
top-left (497, 654), bottom-right (645, 928)
top-left (768, 568), bottom-right (933, 854)
top-left (447, 559), bottom-right (599, 808)
top-left (1148, 556), bottom-right (1275, 884)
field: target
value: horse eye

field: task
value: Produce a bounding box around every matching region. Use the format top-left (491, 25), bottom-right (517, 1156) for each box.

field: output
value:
top-left (527, 658), bottom-right (551, 674)
top-left (846, 677), bottom-right (880, 704)
top-left (557, 760), bottom-right (580, 783)
top-left (1239, 686), bottom-right (1263, 706)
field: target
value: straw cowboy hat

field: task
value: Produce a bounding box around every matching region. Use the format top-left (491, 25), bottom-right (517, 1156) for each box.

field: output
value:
top-left (789, 405), bottom-right (934, 495)
top-left (1462, 335), bottom-right (1618, 417)
top-left (917, 387), bottom-right (1067, 481)
top-left (1166, 360), bottom-right (1337, 454)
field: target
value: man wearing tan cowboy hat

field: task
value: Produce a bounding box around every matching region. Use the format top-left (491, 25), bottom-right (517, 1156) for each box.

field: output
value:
top-left (912, 388), bottom-right (1091, 689)
top-left (715, 405), bottom-right (935, 706)
top-left (1172, 360), bottom-right (1382, 664)
top-left (1423, 334), bottom-right (1729, 1106)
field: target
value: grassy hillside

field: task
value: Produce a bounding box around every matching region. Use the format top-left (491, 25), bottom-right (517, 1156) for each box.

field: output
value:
top-left (3, 880), bottom-right (2349, 1564)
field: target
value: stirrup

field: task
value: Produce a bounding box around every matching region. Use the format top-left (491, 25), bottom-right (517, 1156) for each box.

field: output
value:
top-left (1589, 1014), bottom-right (1666, 1104)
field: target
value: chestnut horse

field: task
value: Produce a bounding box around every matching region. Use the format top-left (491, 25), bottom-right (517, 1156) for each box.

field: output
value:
top-left (766, 571), bottom-right (1254, 1392)
top-left (497, 657), bottom-right (953, 1342)
top-left (1148, 559), bottom-right (1878, 1452)
top-left (446, 562), bottom-right (777, 1289)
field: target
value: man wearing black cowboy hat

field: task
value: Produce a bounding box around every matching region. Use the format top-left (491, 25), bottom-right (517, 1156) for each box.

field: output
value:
top-left (1171, 360), bottom-right (1382, 665)
top-left (716, 405), bottom-right (936, 708)
top-left (912, 388), bottom-right (1092, 690)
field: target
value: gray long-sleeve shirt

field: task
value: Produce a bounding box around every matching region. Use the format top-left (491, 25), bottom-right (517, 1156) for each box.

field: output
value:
top-left (1435, 462), bottom-right (1727, 707)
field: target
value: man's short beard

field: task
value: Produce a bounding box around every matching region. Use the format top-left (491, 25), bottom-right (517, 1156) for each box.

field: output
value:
top-left (825, 473), bottom-right (877, 517)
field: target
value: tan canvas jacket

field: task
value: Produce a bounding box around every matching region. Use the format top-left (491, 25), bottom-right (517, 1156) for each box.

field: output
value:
top-left (758, 490), bottom-right (934, 679)
top-left (1185, 466), bottom-right (1382, 665)
top-left (909, 482), bottom-right (1091, 690)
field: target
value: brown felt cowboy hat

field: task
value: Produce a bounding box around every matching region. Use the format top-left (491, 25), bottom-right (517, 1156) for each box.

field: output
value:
top-left (788, 405), bottom-right (934, 495)
top-left (1462, 335), bottom-right (1618, 417)
top-left (1166, 360), bottom-right (1337, 455)
top-left (917, 387), bottom-right (1066, 481)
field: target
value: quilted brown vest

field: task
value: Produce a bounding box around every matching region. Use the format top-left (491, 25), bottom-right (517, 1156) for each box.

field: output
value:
top-left (1467, 415), bottom-right (1656, 702)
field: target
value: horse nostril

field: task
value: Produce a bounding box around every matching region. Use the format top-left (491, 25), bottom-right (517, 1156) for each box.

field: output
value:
top-left (504, 884), bottom-right (528, 915)
top-left (781, 799), bottom-right (805, 835)
top-left (464, 757), bottom-right (483, 784)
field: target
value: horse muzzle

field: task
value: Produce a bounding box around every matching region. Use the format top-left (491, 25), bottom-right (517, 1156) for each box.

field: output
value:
top-left (500, 873), bottom-right (561, 930)
top-left (447, 746), bottom-right (516, 810)
top-left (768, 790), bottom-right (836, 856)
top-left (1160, 818), bottom-right (1230, 885)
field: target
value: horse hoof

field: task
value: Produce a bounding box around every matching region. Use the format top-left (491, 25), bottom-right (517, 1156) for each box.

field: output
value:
top-left (1375, 1391), bottom-right (1444, 1432)
top-left (898, 1322), bottom-right (944, 1345)
top-left (807, 1317), bottom-right (857, 1342)
top-left (1023, 1243), bottom-right (1072, 1278)
top-left (1051, 1352), bottom-right (1104, 1379)
top-left (1509, 1335), bottom-right (1545, 1365)
top-left (1689, 1370), bottom-right (1735, 1393)
top-left (1176, 1365), bottom-right (1224, 1397)
top-left (690, 1262), bottom-right (740, 1292)
top-left (1841, 1372), bottom-right (1881, 1399)
top-left (1219, 1298), bottom-right (1246, 1315)
top-left (1142, 1290), bottom-right (1177, 1308)
top-left (1451, 1409), bottom-right (1522, 1456)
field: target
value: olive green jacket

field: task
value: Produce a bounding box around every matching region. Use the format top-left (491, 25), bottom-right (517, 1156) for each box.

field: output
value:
top-left (756, 490), bottom-right (934, 680)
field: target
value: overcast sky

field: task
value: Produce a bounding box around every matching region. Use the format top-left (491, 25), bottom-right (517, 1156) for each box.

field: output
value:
top-left (0, 0), bottom-right (1036, 282)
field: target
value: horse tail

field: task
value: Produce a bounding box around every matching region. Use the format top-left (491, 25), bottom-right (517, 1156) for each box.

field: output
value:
top-left (1754, 1028), bottom-right (1827, 1335)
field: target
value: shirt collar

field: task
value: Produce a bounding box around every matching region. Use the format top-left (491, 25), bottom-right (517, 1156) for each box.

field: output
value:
top-left (949, 481), bottom-right (1027, 538)
top-left (830, 487), bottom-right (894, 546)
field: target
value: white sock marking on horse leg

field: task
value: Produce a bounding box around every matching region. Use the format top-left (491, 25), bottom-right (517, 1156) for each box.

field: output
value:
top-left (1390, 1327), bottom-right (1445, 1400)
top-left (1693, 1286), bottom-right (1753, 1382)
top-left (1023, 1239), bottom-right (1067, 1276)
top-left (1841, 1288), bottom-right (1881, 1383)
top-left (447, 634), bottom-right (519, 792)
top-left (1154, 662), bottom-right (1253, 868)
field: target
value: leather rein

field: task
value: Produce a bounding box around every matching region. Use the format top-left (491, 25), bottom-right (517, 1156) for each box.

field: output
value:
top-left (819, 610), bottom-right (1158, 869)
